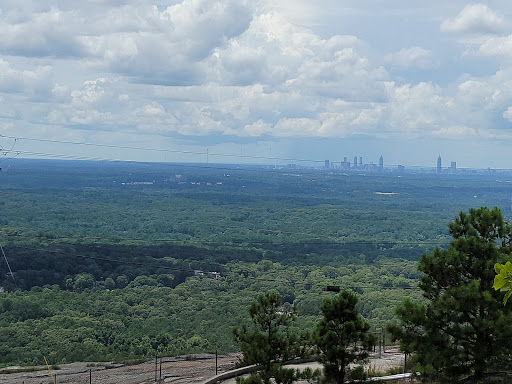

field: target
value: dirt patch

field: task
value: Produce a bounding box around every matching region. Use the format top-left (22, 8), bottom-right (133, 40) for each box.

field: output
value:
top-left (220, 348), bottom-right (406, 384)
top-left (0, 349), bottom-right (406, 384)
top-left (0, 354), bottom-right (240, 384)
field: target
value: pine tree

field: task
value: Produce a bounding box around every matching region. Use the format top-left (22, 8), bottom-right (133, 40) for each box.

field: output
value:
top-left (389, 206), bottom-right (512, 383)
top-left (233, 291), bottom-right (298, 384)
top-left (315, 290), bottom-right (376, 383)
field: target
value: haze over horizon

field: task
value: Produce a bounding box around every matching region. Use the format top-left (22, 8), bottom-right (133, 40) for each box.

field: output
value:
top-left (1, 1), bottom-right (512, 169)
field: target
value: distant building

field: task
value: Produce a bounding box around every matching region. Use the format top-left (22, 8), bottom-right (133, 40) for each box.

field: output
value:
top-left (325, 160), bottom-right (330, 169)
top-left (341, 157), bottom-right (350, 169)
top-left (451, 161), bottom-right (456, 172)
top-left (194, 270), bottom-right (205, 278)
top-left (208, 272), bottom-right (221, 280)
top-left (397, 165), bottom-right (405, 172)
top-left (353, 156), bottom-right (358, 166)
top-left (360, 157), bottom-right (363, 166)
top-left (437, 155), bottom-right (442, 173)
top-left (379, 156), bottom-right (383, 170)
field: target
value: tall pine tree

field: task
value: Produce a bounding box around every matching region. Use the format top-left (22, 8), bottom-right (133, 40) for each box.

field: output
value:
top-left (315, 290), bottom-right (376, 383)
top-left (389, 207), bottom-right (512, 383)
top-left (233, 291), bottom-right (299, 384)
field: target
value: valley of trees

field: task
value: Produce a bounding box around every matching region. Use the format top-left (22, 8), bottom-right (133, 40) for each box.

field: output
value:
top-left (2, 159), bottom-right (512, 382)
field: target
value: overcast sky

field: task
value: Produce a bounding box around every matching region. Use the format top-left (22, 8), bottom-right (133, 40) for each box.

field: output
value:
top-left (1, 0), bottom-right (512, 169)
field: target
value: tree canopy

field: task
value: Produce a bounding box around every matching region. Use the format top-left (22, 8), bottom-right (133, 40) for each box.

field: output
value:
top-left (389, 206), bottom-right (512, 383)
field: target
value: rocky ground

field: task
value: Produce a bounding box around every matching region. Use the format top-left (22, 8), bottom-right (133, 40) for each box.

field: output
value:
top-left (0, 354), bottom-right (239, 384)
top-left (0, 348), bottom-right (406, 384)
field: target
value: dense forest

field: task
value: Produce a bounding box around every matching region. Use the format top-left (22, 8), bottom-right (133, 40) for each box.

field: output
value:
top-left (1, 159), bottom-right (511, 366)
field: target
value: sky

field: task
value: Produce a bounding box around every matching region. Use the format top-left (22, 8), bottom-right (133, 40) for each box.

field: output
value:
top-left (1, 0), bottom-right (512, 169)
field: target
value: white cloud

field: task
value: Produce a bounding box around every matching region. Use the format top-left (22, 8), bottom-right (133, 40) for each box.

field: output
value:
top-left (385, 46), bottom-right (434, 69)
top-left (237, 120), bottom-right (273, 136)
top-left (432, 126), bottom-right (477, 138)
top-left (441, 4), bottom-right (505, 34)
top-left (0, 7), bottom-right (87, 57)
top-left (69, 109), bottom-right (112, 125)
top-left (0, 58), bottom-right (54, 98)
top-left (478, 34), bottom-right (512, 59)
top-left (503, 106), bottom-right (512, 122)
top-left (274, 118), bottom-right (321, 137)
top-left (71, 79), bottom-right (107, 104)
top-left (384, 82), bottom-right (454, 136)
top-left (142, 102), bottom-right (166, 116)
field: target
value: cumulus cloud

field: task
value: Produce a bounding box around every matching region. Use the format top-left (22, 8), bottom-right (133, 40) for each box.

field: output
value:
top-left (0, 58), bottom-right (54, 98)
top-left (142, 102), bottom-right (166, 116)
top-left (478, 34), bottom-right (512, 59)
top-left (503, 106), bottom-right (512, 122)
top-left (432, 126), bottom-right (477, 138)
top-left (385, 46), bottom-right (434, 70)
top-left (0, 8), bottom-right (87, 57)
top-left (441, 4), bottom-right (505, 34)
top-left (211, 11), bottom-right (388, 103)
top-left (383, 82), bottom-right (454, 136)
top-left (71, 78), bottom-right (107, 104)
top-left (237, 120), bottom-right (273, 136)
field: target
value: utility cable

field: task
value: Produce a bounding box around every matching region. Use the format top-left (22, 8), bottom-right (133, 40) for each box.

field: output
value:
top-left (4, 132), bottom-right (507, 170)
top-left (0, 243), bottom-right (17, 287)
top-left (1, 134), bottom-right (323, 164)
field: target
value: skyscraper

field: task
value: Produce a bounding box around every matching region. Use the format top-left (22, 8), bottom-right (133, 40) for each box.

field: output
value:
top-left (437, 155), bottom-right (442, 174)
top-left (353, 156), bottom-right (357, 167)
top-left (379, 155), bottom-right (383, 170)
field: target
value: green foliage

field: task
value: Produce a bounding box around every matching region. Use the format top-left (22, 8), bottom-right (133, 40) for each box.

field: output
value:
top-left (494, 261), bottom-right (512, 304)
top-left (233, 291), bottom-right (300, 384)
top-left (389, 207), bottom-right (512, 383)
top-left (3, 161), bottom-right (512, 367)
top-left (315, 290), bottom-right (377, 384)
top-left (72, 273), bottom-right (95, 292)
top-left (347, 365), bottom-right (367, 381)
top-left (0, 258), bottom-right (423, 366)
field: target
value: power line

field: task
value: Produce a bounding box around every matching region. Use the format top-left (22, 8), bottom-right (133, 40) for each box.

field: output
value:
top-left (1, 149), bottom-right (325, 176)
top-left (0, 243), bottom-right (16, 287)
top-left (6, 133), bottom-right (510, 170)
top-left (7, 244), bottom-right (199, 274)
top-left (0, 134), bottom-right (323, 164)
top-left (0, 136), bottom-right (19, 164)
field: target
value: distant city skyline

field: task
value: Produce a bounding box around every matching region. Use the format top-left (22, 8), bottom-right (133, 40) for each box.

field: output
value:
top-left (0, 133), bottom-right (501, 171)
top-left (322, 153), bottom-right (464, 171)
